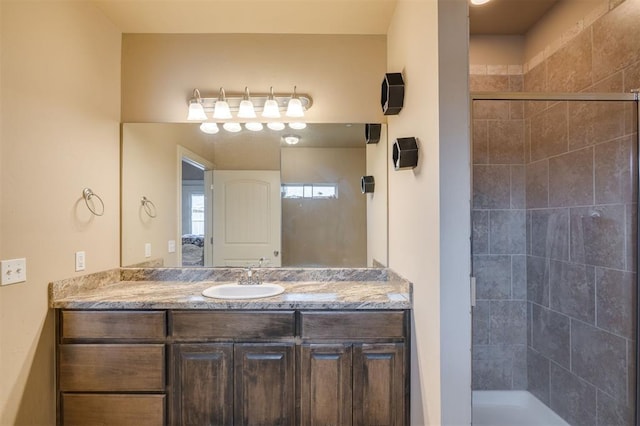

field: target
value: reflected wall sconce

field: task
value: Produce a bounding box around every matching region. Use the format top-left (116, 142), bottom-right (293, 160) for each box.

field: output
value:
top-left (361, 176), bottom-right (375, 193)
top-left (187, 86), bottom-right (313, 133)
top-left (365, 123), bottom-right (382, 144)
top-left (393, 137), bottom-right (419, 170)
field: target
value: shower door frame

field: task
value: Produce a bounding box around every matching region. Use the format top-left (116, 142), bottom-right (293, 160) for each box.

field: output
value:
top-left (470, 91), bottom-right (640, 426)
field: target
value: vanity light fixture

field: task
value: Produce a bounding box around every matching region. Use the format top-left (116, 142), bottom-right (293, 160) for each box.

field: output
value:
top-left (187, 89), bottom-right (208, 121)
top-left (245, 122), bottom-right (264, 132)
top-left (186, 87), bottom-right (312, 134)
top-left (199, 122), bottom-right (220, 134)
top-left (262, 87), bottom-right (281, 118)
top-left (237, 87), bottom-right (257, 119)
top-left (283, 135), bottom-right (300, 145)
top-left (267, 122), bottom-right (286, 131)
top-left (288, 122), bottom-right (307, 130)
top-left (222, 122), bottom-right (242, 133)
top-left (470, 0), bottom-right (491, 4)
top-left (213, 88), bottom-right (233, 119)
top-left (285, 86), bottom-right (304, 118)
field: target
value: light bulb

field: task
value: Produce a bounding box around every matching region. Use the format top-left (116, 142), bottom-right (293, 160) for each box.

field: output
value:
top-left (199, 122), bottom-right (219, 134)
top-left (245, 122), bottom-right (264, 132)
top-left (267, 122), bottom-right (286, 131)
top-left (262, 86), bottom-right (281, 118)
top-left (470, 0), bottom-right (491, 5)
top-left (187, 101), bottom-right (207, 121)
top-left (285, 86), bottom-right (304, 118)
top-left (288, 122), bottom-right (307, 130)
top-left (213, 87), bottom-right (232, 119)
top-left (237, 87), bottom-right (256, 118)
top-left (223, 122), bottom-right (242, 132)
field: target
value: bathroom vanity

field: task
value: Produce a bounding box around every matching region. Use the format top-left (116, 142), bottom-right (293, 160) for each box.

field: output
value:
top-left (50, 268), bottom-right (412, 426)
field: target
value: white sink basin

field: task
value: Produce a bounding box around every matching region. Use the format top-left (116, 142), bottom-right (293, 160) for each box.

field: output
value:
top-left (202, 283), bottom-right (285, 300)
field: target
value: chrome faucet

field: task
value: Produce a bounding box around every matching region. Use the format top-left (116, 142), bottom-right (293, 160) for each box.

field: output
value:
top-left (238, 257), bottom-right (266, 285)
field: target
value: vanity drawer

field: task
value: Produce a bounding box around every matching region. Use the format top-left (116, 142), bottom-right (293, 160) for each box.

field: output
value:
top-left (300, 311), bottom-right (406, 339)
top-left (170, 311), bottom-right (295, 339)
top-left (61, 310), bottom-right (166, 340)
top-left (62, 394), bottom-right (165, 426)
top-left (59, 344), bottom-right (165, 391)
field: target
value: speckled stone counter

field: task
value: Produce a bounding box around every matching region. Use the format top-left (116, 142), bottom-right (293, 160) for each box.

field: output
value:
top-left (49, 267), bottom-right (412, 310)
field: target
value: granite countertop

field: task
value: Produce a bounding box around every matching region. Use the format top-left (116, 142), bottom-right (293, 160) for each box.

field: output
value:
top-left (49, 268), bottom-right (412, 310)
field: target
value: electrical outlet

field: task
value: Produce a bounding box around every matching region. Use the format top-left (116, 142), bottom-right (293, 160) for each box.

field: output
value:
top-left (75, 251), bottom-right (86, 272)
top-left (1, 258), bottom-right (27, 285)
top-left (168, 240), bottom-right (176, 253)
top-left (145, 243), bottom-right (152, 258)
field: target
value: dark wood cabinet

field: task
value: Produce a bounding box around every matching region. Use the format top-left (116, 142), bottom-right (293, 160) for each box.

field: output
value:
top-left (57, 309), bottom-right (409, 426)
top-left (299, 344), bottom-right (354, 426)
top-left (173, 343), bottom-right (233, 426)
top-left (234, 343), bottom-right (295, 426)
top-left (353, 343), bottom-right (405, 426)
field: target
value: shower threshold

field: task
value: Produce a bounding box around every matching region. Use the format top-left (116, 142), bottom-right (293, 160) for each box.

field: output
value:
top-left (473, 390), bottom-right (569, 426)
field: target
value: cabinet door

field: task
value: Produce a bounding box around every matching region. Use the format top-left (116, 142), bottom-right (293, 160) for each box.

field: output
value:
top-left (173, 343), bottom-right (233, 426)
top-left (353, 343), bottom-right (405, 426)
top-left (234, 343), bottom-right (295, 426)
top-left (300, 344), bottom-right (353, 426)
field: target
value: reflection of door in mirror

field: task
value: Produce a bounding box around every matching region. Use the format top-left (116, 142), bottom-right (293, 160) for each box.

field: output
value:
top-left (213, 170), bottom-right (282, 267)
top-left (177, 147), bottom-right (214, 267)
top-left (181, 160), bottom-right (205, 266)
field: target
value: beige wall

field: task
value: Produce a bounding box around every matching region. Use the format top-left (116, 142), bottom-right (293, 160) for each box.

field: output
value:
top-left (469, 35), bottom-right (524, 66)
top-left (387, 1), bottom-right (443, 424)
top-left (281, 147), bottom-right (366, 267)
top-left (524, 0), bottom-right (606, 63)
top-left (121, 34), bottom-right (387, 123)
top-left (366, 125), bottom-right (388, 267)
top-left (0, 1), bottom-right (121, 424)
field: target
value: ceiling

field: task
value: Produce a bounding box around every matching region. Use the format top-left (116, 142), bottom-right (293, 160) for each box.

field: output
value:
top-left (469, 0), bottom-right (561, 35)
top-left (91, 0), bottom-right (558, 37)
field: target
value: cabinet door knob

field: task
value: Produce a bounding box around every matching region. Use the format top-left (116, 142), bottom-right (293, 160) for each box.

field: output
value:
top-left (273, 250), bottom-right (280, 257)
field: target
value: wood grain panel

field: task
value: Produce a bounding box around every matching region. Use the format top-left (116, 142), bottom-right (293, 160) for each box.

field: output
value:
top-left (62, 394), bottom-right (165, 426)
top-left (171, 311), bottom-right (295, 339)
top-left (301, 311), bottom-right (405, 339)
top-left (173, 343), bottom-right (233, 426)
top-left (59, 344), bottom-right (165, 391)
top-left (300, 344), bottom-right (353, 426)
top-left (353, 343), bottom-right (404, 426)
top-left (235, 343), bottom-right (295, 426)
top-left (61, 310), bottom-right (166, 340)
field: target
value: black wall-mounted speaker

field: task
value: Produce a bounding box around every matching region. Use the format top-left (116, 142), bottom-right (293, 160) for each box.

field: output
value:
top-left (392, 137), bottom-right (419, 170)
top-left (365, 123), bottom-right (381, 144)
top-left (381, 73), bottom-right (405, 115)
top-left (361, 176), bottom-right (375, 193)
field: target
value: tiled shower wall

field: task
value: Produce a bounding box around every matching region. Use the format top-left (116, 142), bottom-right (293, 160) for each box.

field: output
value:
top-left (471, 0), bottom-right (640, 424)
top-left (471, 76), bottom-right (528, 390)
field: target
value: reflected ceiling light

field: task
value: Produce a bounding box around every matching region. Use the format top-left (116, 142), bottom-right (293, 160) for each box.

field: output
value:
top-left (237, 87), bottom-right (257, 119)
top-left (245, 122), bottom-right (264, 132)
top-left (262, 87), bottom-right (281, 118)
top-left (283, 135), bottom-right (300, 145)
top-left (199, 122), bottom-right (219, 134)
top-left (470, 0), bottom-right (491, 5)
top-left (187, 89), bottom-right (208, 121)
top-left (213, 87), bottom-right (232, 119)
top-left (288, 122), bottom-right (307, 130)
top-left (285, 86), bottom-right (304, 118)
top-left (267, 122), bottom-right (286, 131)
top-left (222, 122), bottom-right (242, 132)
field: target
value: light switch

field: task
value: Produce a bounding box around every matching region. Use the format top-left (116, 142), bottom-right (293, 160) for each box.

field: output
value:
top-left (145, 243), bottom-right (152, 258)
top-left (168, 240), bottom-right (176, 253)
top-left (1, 258), bottom-right (27, 285)
top-left (75, 251), bottom-right (86, 272)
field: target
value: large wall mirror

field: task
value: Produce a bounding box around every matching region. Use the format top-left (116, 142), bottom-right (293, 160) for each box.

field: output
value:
top-left (121, 123), bottom-right (388, 268)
